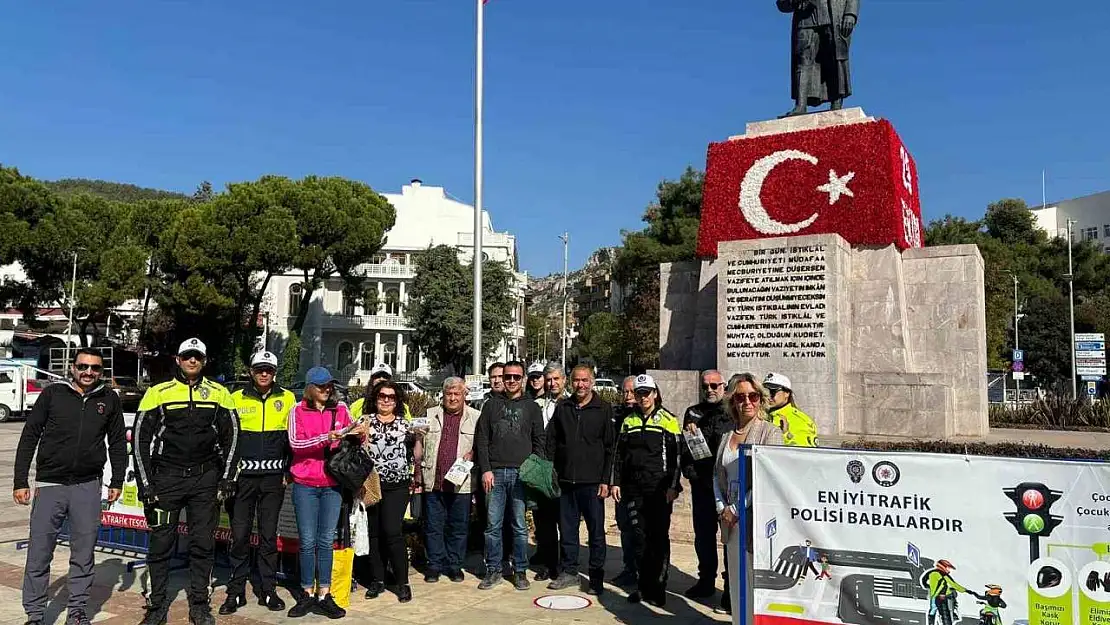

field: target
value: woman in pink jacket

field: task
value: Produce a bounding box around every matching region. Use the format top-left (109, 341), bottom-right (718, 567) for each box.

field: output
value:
top-left (286, 367), bottom-right (366, 620)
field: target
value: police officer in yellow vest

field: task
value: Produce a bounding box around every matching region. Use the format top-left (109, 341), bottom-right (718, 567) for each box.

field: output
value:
top-left (219, 351), bottom-right (296, 615)
top-left (763, 373), bottom-right (818, 447)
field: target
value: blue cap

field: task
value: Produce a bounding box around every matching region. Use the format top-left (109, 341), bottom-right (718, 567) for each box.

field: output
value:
top-left (305, 366), bottom-right (336, 386)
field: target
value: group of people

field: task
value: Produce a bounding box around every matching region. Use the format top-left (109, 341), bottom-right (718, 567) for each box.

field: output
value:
top-left (13, 338), bottom-right (818, 625)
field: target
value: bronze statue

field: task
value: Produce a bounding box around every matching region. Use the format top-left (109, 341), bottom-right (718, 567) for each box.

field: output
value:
top-left (777, 0), bottom-right (859, 117)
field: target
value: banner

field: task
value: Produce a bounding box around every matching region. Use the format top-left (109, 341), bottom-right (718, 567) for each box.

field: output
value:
top-left (98, 413), bottom-right (301, 552)
top-left (751, 446), bottom-right (1110, 625)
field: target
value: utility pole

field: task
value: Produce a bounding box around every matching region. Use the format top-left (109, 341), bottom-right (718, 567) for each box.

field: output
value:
top-left (559, 232), bottom-right (569, 370)
top-left (1066, 219), bottom-right (1077, 399)
top-left (1006, 270), bottom-right (1020, 395)
top-left (470, 0), bottom-right (485, 377)
top-left (64, 250), bottom-right (79, 369)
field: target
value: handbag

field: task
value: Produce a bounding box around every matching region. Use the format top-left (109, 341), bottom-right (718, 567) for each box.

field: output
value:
top-left (360, 470), bottom-right (382, 506)
top-left (323, 409), bottom-right (375, 494)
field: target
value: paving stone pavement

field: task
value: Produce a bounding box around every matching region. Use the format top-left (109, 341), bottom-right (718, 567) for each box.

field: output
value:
top-left (0, 423), bottom-right (727, 625)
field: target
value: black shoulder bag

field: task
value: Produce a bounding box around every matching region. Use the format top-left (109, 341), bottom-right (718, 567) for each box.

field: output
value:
top-left (324, 409), bottom-right (376, 494)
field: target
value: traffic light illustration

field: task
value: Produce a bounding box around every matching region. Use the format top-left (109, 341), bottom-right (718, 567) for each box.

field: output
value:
top-left (1003, 482), bottom-right (1063, 562)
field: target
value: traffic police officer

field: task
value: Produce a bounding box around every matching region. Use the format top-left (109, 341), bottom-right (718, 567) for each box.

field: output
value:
top-left (220, 350), bottom-right (295, 615)
top-left (133, 338), bottom-right (240, 625)
top-left (763, 373), bottom-right (818, 447)
top-left (610, 374), bottom-right (682, 608)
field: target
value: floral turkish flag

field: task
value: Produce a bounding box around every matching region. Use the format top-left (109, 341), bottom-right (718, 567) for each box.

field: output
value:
top-left (696, 119), bottom-right (923, 258)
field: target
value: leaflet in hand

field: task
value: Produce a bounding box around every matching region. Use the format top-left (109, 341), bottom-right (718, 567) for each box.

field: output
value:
top-left (684, 428), bottom-right (713, 461)
top-left (444, 459), bottom-right (473, 487)
top-left (409, 417), bottom-right (430, 431)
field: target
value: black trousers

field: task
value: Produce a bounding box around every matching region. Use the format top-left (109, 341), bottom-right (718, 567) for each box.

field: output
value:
top-left (367, 483), bottom-right (410, 585)
top-left (558, 484), bottom-right (606, 578)
top-left (690, 478), bottom-right (720, 582)
top-left (532, 495), bottom-right (560, 575)
top-left (226, 474), bottom-right (285, 596)
top-left (627, 486), bottom-right (674, 602)
top-left (145, 466), bottom-right (220, 609)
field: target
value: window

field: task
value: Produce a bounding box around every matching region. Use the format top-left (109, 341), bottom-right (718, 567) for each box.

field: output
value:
top-left (288, 284), bottom-right (303, 317)
top-left (360, 344), bottom-right (374, 370)
top-left (371, 253), bottom-right (386, 264)
top-left (385, 289), bottom-right (401, 316)
top-left (337, 342), bottom-right (354, 371)
top-left (343, 294), bottom-right (357, 316)
top-left (0, 372), bottom-right (11, 384)
top-left (1104, 224), bottom-right (1110, 238)
top-left (406, 343), bottom-right (419, 373)
top-left (383, 342), bottom-right (397, 369)
top-left (1083, 227), bottom-right (1098, 241)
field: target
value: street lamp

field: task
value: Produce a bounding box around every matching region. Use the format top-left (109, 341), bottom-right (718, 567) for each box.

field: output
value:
top-left (1004, 270), bottom-right (1022, 396)
top-left (559, 232), bottom-right (569, 370)
top-left (627, 350), bottom-right (632, 376)
top-left (1065, 219), bottom-right (1077, 399)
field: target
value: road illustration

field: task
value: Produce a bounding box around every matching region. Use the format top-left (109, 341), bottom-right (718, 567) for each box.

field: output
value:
top-left (755, 546), bottom-right (978, 625)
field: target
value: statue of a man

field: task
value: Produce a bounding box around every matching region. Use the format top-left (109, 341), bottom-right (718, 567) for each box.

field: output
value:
top-left (777, 0), bottom-right (859, 117)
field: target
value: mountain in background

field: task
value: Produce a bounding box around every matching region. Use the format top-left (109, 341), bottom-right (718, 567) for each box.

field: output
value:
top-left (44, 178), bottom-right (188, 203)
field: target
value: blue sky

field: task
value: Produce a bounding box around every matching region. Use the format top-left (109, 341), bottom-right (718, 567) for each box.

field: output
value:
top-left (1, 1), bottom-right (1106, 277)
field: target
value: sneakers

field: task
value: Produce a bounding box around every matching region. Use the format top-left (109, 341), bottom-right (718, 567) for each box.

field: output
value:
top-left (219, 594), bottom-right (246, 615)
top-left (138, 606), bottom-right (168, 625)
top-left (478, 571), bottom-right (503, 590)
top-left (188, 604), bottom-right (215, 625)
top-left (547, 572), bottom-right (579, 591)
top-left (398, 584), bottom-right (413, 603)
top-left (365, 581), bottom-right (385, 599)
top-left (611, 570), bottom-right (638, 588)
top-left (587, 570), bottom-right (605, 597)
top-left (259, 591), bottom-right (286, 611)
top-left (685, 579), bottom-right (716, 599)
top-left (627, 591), bottom-right (642, 604)
top-left (447, 570), bottom-right (466, 583)
top-left (715, 591), bottom-right (732, 615)
top-left (287, 594), bottom-right (316, 618)
top-left (512, 572), bottom-right (531, 591)
top-left (313, 594), bottom-right (346, 620)
top-left (65, 611), bottom-right (92, 625)
top-left (424, 571), bottom-right (441, 583)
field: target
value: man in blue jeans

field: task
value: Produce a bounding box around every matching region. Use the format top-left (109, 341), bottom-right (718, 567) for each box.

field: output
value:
top-left (473, 360), bottom-right (546, 591)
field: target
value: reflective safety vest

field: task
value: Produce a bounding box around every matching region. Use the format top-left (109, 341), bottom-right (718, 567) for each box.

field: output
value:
top-left (613, 407), bottom-right (682, 491)
top-left (768, 403), bottom-right (818, 447)
top-left (232, 385), bottom-right (295, 475)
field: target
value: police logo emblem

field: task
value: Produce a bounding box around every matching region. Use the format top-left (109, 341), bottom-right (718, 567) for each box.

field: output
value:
top-left (190, 339), bottom-right (199, 346)
top-left (846, 460), bottom-right (865, 484)
top-left (199, 386), bottom-right (210, 400)
top-left (872, 461), bottom-right (900, 487)
top-left (274, 399), bottom-right (283, 411)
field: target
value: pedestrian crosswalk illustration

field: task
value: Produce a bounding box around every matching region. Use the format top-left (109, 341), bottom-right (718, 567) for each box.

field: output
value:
top-left (774, 559), bottom-right (807, 580)
top-left (873, 577), bottom-right (894, 595)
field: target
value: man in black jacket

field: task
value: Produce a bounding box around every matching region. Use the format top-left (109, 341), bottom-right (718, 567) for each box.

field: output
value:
top-left (680, 369), bottom-right (732, 605)
top-left (14, 348), bottom-right (126, 625)
top-left (545, 365), bottom-right (614, 596)
top-left (473, 360), bottom-right (545, 592)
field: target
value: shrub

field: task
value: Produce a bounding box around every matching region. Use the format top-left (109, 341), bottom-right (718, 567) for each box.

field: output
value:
top-left (989, 396), bottom-right (1110, 430)
top-left (597, 388), bottom-right (622, 406)
top-left (841, 439), bottom-right (1108, 461)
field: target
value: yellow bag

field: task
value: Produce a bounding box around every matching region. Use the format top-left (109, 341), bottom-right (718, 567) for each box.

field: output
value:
top-left (330, 547), bottom-right (355, 608)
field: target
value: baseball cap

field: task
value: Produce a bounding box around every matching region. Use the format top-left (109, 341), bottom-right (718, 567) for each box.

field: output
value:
top-left (178, 338), bottom-right (207, 358)
top-left (764, 372), bottom-right (792, 392)
top-left (370, 363), bottom-right (393, 379)
top-left (633, 374), bottom-right (657, 391)
top-left (305, 366), bottom-right (336, 386)
top-left (250, 351), bottom-right (278, 369)
top-left (527, 362), bottom-right (545, 376)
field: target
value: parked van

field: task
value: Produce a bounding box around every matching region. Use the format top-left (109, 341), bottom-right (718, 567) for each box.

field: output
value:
top-left (0, 366), bottom-right (46, 422)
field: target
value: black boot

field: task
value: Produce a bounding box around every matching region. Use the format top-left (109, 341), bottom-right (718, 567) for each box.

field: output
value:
top-left (188, 604), bottom-right (215, 625)
top-left (138, 606), bottom-right (167, 625)
top-left (259, 591), bottom-right (286, 611)
top-left (219, 594), bottom-right (245, 615)
top-left (313, 594), bottom-right (346, 620)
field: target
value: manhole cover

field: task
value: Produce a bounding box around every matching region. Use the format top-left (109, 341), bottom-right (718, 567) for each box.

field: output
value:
top-left (534, 594), bottom-right (592, 610)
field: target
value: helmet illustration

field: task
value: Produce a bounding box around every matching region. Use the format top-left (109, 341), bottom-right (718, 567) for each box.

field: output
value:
top-left (1037, 566), bottom-right (1062, 589)
top-left (984, 584), bottom-right (1002, 597)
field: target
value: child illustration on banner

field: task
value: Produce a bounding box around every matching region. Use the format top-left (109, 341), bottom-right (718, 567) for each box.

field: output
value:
top-left (816, 554), bottom-right (831, 580)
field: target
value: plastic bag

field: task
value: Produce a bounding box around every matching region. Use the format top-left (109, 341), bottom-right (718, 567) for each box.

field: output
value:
top-left (350, 502), bottom-right (370, 557)
top-left (330, 547), bottom-right (355, 608)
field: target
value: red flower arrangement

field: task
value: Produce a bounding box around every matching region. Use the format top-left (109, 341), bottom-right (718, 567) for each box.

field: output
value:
top-left (696, 119), bottom-right (923, 258)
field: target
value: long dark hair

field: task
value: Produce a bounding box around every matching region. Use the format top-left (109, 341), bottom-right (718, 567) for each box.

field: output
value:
top-left (364, 380), bottom-right (406, 416)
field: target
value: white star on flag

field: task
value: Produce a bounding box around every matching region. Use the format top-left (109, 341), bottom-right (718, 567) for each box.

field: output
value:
top-left (816, 169), bottom-right (855, 205)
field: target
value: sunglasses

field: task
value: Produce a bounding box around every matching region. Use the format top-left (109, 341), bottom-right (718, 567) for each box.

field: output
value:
top-left (702, 382), bottom-right (724, 390)
top-left (179, 353), bottom-right (205, 362)
top-left (74, 363), bottom-right (103, 372)
top-left (634, 388), bottom-right (654, 397)
top-left (252, 367), bottom-right (276, 375)
top-left (503, 374), bottom-right (523, 381)
top-left (733, 392), bottom-right (763, 404)
top-left (377, 393), bottom-right (397, 401)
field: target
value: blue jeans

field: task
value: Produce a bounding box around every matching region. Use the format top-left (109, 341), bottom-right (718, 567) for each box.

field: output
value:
top-left (484, 467), bottom-right (528, 573)
top-left (291, 482), bottom-right (343, 588)
top-left (424, 491), bottom-right (471, 575)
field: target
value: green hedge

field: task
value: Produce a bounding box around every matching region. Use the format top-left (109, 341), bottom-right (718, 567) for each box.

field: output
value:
top-left (840, 439), bottom-right (1108, 462)
top-left (989, 396), bottom-right (1110, 430)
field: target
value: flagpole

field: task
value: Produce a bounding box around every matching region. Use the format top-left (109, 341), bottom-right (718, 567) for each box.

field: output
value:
top-left (471, 0), bottom-right (484, 376)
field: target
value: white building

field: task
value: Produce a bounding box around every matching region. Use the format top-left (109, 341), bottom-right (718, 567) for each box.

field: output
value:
top-left (263, 179), bottom-right (527, 384)
top-left (1029, 190), bottom-right (1110, 252)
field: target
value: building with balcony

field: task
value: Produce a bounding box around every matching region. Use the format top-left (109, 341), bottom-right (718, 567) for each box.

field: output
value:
top-left (262, 179), bottom-right (527, 384)
top-left (1029, 190), bottom-right (1110, 253)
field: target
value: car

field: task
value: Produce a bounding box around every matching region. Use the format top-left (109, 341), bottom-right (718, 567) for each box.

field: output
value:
top-left (110, 376), bottom-right (145, 408)
top-left (594, 378), bottom-right (617, 391)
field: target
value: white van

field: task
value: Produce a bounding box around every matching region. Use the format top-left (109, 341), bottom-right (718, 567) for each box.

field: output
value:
top-left (0, 366), bottom-right (47, 422)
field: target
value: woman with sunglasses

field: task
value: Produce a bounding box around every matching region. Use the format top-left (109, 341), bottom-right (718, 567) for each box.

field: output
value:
top-left (360, 380), bottom-right (418, 603)
top-left (714, 373), bottom-right (783, 617)
top-left (287, 367), bottom-right (366, 619)
top-left (610, 374), bottom-right (682, 608)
